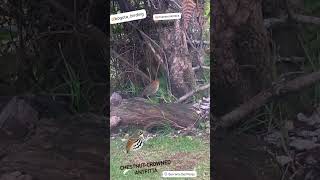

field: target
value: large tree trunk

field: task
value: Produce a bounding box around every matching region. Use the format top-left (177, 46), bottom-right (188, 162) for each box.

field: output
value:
top-left (158, 20), bottom-right (196, 97)
top-left (155, 0), bottom-right (202, 97)
top-left (212, 0), bottom-right (272, 116)
top-left (114, 0), bottom-right (202, 97)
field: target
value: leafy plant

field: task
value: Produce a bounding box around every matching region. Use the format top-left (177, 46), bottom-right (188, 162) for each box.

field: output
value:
top-left (62, 57), bottom-right (81, 112)
top-left (204, 0), bottom-right (210, 23)
top-left (305, 0), bottom-right (320, 13)
top-left (0, 32), bottom-right (13, 41)
top-left (56, 43), bottom-right (90, 112)
top-left (121, 79), bottom-right (141, 96)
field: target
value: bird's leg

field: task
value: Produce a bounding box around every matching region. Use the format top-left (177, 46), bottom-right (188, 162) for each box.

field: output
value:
top-left (138, 153), bottom-right (144, 162)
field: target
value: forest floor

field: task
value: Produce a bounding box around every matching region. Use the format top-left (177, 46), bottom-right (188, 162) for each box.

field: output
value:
top-left (110, 133), bottom-right (210, 180)
top-left (5, 95), bottom-right (320, 180)
top-left (0, 96), bottom-right (107, 180)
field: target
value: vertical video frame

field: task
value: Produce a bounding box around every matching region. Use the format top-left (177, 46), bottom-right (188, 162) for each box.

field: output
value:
top-left (110, 0), bottom-right (210, 179)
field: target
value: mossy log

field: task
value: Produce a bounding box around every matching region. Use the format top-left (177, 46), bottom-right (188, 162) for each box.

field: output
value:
top-left (110, 98), bottom-right (199, 130)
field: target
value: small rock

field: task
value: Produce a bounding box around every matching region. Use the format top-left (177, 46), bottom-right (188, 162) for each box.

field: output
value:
top-left (0, 171), bottom-right (33, 180)
top-left (289, 139), bottom-right (320, 151)
top-left (110, 92), bottom-right (122, 107)
top-left (110, 116), bottom-right (121, 128)
top-left (297, 112), bottom-right (320, 126)
top-left (203, 97), bottom-right (210, 101)
top-left (305, 155), bottom-right (318, 165)
top-left (297, 130), bottom-right (318, 138)
top-left (276, 155), bottom-right (292, 166)
top-left (297, 113), bottom-right (309, 122)
top-left (304, 168), bottom-right (320, 180)
top-left (264, 131), bottom-right (282, 147)
top-left (200, 105), bottom-right (210, 110)
top-left (0, 97), bottom-right (38, 139)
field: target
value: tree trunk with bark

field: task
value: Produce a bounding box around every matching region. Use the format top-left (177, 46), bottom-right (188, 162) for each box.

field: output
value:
top-left (213, 0), bottom-right (272, 116)
top-left (158, 19), bottom-right (196, 97)
top-left (114, 0), bottom-right (203, 98)
top-left (154, 0), bottom-right (202, 98)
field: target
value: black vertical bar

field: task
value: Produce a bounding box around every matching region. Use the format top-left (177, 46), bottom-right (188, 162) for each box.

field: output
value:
top-left (105, 0), bottom-right (111, 179)
top-left (210, 0), bottom-right (215, 179)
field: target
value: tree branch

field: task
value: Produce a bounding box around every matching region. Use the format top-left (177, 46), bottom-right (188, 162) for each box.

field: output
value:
top-left (176, 84), bottom-right (210, 103)
top-left (218, 71), bottom-right (320, 128)
top-left (277, 56), bottom-right (305, 64)
top-left (264, 14), bottom-right (320, 28)
top-left (192, 65), bottom-right (210, 70)
top-left (110, 49), bottom-right (150, 81)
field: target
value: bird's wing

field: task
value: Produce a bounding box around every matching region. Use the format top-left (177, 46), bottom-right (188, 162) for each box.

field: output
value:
top-left (126, 139), bottom-right (134, 152)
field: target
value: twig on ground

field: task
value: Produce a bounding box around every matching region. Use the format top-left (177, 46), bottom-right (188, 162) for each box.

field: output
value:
top-left (176, 84), bottom-right (210, 103)
top-left (192, 65), bottom-right (210, 70)
top-left (277, 56), bottom-right (305, 64)
top-left (264, 14), bottom-right (320, 28)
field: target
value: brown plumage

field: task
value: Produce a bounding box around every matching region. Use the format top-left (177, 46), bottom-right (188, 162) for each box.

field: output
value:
top-left (141, 80), bottom-right (160, 97)
top-left (126, 130), bottom-right (144, 153)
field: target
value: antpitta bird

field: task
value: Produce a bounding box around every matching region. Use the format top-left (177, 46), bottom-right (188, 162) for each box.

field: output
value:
top-left (141, 79), bottom-right (160, 98)
top-left (126, 130), bottom-right (144, 153)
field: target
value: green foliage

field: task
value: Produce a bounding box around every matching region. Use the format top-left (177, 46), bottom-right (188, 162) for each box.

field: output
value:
top-left (49, 44), bottom-right (91, 113)
top-left (0, 32), bottom-right (13, 41)
top-left (300, 26), bottom-right (320, 105)
top-left (203, 54), bottom-right (210, 84)
top-left (157, 78), bottom-right (177, 103)
top-left (202, 0), bottom-right (210, 42)
top-left (305, 0), bottom-right (320, 13)
top-left (111, 24), bottom-right (124, 35)
top-left (49, 62), bottom-right (89, 113)
top-left (204, 0), bottom-right (210, 24)
top-left (121, 79), bottom-right (142, 96)
top-left (150, 121), bottom-right (174, 135)
top-left (62, 58), bottom-right (82, 112)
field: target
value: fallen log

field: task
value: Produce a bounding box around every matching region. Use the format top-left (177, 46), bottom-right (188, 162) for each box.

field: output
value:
top-left (218, 70), bottom-right (320, 128)
top-left (110, 97), bottom-right (199, 130)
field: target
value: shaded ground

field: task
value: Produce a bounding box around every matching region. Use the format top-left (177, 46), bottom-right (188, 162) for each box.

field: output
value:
top-left (0, 96), bottom-right (283, 180)
top-left (0, 96), bottom-right (107, 180)
top-left (213, 130), bottom-right (281, 180)
top-left (263, 108), bottom-right (320, 180)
